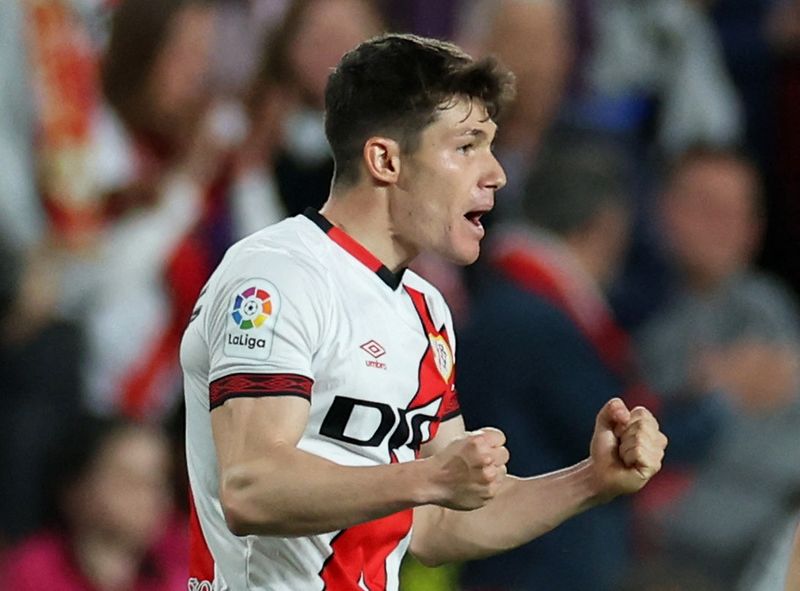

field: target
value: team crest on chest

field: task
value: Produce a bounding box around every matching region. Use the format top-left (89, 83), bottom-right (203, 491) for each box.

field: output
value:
top-left (428, 334), bottom-right (453, 382)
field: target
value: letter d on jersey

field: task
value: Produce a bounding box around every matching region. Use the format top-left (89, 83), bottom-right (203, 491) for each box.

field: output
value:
top-left (224, 278), bottom-right (281, 360)
top-left (320, 396), bottom-right (442, 451)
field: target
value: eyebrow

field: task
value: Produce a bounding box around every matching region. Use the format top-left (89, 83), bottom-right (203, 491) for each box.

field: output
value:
top-left (456, 127), bottom-right (494, 142)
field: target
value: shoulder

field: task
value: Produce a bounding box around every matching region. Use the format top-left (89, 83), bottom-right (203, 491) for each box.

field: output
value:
top-left (214, 216), bottom-right (332, 295)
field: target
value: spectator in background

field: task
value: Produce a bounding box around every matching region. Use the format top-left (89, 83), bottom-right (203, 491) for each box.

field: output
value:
top-left (636, 147), bottom-right (800, 587)
top-left (0, 0), bottom-right (106, 545)
top-left (0, 414), bottom-right (185, 591)
top-left (457, 0), bottom-right (575, 220)
top-left (455, 136), bottom-right (637, 591)
top-left (563, 0), bottom-right (745, 331)
top-left (244, 0), bottom-right (384, 216)
top-left (58, 0), bottom-right (243, 418)
top-left (0, 237), bottom-right (85, 544)
top-left (457, 135), bottom-right (725, 591)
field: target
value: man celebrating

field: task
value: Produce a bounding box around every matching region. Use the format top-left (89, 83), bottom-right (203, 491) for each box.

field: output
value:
top-left (181, 33), bottom-right (667, 590)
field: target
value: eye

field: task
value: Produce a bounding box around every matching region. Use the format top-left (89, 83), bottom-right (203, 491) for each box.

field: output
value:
top-left (458, 143), bottom-right (475, 154)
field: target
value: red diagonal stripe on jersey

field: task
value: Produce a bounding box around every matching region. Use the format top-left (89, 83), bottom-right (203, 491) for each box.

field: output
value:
top-left (405, 287), bottom-right (437, 336)
top-left (404, 287), bottom-right (460, 447)
top-left (209, 373), bottom-right (313, 409)
top-left (319, 509), bottom-right (413, 590)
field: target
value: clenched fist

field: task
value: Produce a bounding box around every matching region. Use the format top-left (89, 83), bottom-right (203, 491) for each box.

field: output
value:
top-left (590, 398), bottom-right (668, 500)
top-left (427, 428), bottom-right (510, 510)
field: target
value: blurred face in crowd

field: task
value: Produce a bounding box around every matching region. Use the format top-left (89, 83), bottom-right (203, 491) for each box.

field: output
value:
top-left (571, 202), bottom-right (632, 288)
top-left (662, 155), bottom-right (762, 289)
top-left (391, 98), bottom-right (506, 266)
top-left (66, 427), bottom-right (172, 549)
top-left (480, 0), bottom-right (573, 150)
top-left (288, 0), bottom-right (383, 107)
top-left (147, 4), bottom-right (217, 133)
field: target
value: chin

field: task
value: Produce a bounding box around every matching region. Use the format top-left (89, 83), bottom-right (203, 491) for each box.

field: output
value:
top-left (448, 246), bottom-right (481, 266)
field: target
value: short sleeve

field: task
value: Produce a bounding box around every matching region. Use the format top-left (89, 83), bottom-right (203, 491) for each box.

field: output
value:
top-left (203, 245), bottom-right (329, 409)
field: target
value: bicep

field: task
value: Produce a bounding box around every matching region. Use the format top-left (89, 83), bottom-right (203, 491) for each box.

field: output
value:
top-left (211, 395), bottom-right (310, 471)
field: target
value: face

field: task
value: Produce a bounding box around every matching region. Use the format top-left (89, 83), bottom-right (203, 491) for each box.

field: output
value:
top-left (392, 98), bottom-right (507, 265)
top-left (662, 157), bottom-right (761, 286)
top-left (148, 4), bottom-right (217, 129)
top-left (289, 0), bottom-right (382, 107)
top-left (68, 428), bottom-right (172, 549)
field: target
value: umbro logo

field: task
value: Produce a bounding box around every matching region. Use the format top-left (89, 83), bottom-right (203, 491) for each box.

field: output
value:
top-left (360, 340), bottom-right (386, 358)
top-left (360, 340), bottom-right (387, 369)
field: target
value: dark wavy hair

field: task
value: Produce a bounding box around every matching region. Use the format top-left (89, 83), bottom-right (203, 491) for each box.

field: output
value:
top-left (324, 33), bottom-right (516, 186)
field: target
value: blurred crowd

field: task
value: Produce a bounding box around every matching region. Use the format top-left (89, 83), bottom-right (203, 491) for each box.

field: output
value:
top-left (1, 0), bottom-right (800, 589)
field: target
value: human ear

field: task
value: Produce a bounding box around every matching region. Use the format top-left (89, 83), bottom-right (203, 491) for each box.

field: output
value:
top-left (363, 137), bottom-right (401, 184)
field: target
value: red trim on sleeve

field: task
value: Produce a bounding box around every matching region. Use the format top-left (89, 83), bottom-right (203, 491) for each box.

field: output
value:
top-left (209, 373), bottom-right (313, 410)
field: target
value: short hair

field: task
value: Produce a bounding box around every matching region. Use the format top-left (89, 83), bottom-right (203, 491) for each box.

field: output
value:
top-left (522, 133), bottom-right (630, 236)
top-left (325, 33), bottom-right (516, 186)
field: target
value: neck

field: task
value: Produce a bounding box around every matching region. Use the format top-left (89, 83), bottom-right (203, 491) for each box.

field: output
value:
top-left (73, 530), bottom-right (144, 591)
top-left (320, 185), bottom-right (415, 272)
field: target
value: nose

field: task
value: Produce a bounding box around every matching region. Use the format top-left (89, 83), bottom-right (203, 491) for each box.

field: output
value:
top-left (483, 153), bottom-right (507, 191)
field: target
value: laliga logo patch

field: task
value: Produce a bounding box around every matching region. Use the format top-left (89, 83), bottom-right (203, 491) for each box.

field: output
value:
top-left (429, 334), bottom-right (453, 382)
top-left (232, 285), bottom-right (272, 329)
top-left (224, 279), bottom-right (280, 360)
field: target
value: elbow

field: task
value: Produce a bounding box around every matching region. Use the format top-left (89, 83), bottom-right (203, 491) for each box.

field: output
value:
top-left (219, 481), bottom-right (257, 536)
top-left (409, 536), bottom-right (447, 568)
top-left (219, 469), bottom-right (281, 537)
top-left (412, 551), bottom-right (446, 569)
top-left (223, 512), bottom-right (251, 538)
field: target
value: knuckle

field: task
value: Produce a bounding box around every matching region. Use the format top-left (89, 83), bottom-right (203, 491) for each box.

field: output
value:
top-left (481, 466), bottom-right (496, 482)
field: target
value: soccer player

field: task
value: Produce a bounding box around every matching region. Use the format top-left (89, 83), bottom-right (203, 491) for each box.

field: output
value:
top-left (181, 33), bottom-right (668, 590)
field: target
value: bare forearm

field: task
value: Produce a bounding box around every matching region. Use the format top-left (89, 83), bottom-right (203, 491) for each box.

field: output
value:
top-left (412, 459), bottom-right (603, 565)
top-left (221, 444), bottom-right (431, 536)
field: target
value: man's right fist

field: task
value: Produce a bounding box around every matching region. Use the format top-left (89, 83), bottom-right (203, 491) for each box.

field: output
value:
top-left (427, 428), bottom-right (509, 510)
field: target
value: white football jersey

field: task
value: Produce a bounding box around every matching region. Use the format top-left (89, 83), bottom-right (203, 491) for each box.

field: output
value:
top-left (181, 210), bottom-right (460, 591)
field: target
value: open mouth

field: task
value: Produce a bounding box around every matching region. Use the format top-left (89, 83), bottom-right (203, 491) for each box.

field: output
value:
top-left (464, 208), bottom-right (490, 227)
